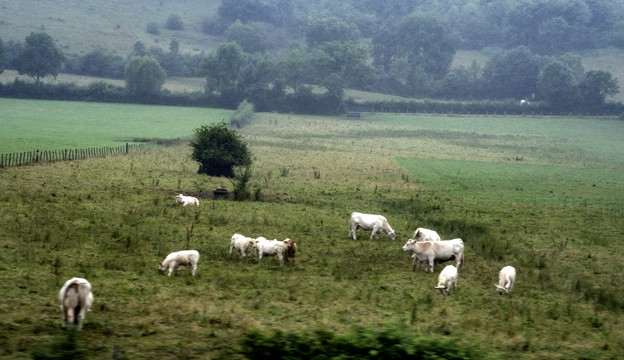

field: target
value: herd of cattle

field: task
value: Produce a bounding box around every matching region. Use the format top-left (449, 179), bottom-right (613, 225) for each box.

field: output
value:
top-left (57, 199), bottom-right (516, 330)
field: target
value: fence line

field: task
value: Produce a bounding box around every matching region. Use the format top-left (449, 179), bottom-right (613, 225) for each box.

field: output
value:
top-left (0, 142), bottom-right (156, 168)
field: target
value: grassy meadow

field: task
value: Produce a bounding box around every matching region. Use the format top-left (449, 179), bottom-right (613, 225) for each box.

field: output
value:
top-left (0, 101), bottom-right (623, 359)
top-left (0, 98), bottom-right (231, 153)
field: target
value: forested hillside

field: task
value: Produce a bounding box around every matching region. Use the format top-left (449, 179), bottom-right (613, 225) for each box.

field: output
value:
top-left (1, 0), bottom-right (624, 110)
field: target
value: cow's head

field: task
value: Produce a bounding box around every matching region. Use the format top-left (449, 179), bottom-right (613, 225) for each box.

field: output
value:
top-left (435, 285), bottom-right (448, 295)
top-left (495, 284), bottom-right (507, 295)
top-left (387, 230), bottom-right (396, 240)
top-left (402, 239), bottom-right (416, 252)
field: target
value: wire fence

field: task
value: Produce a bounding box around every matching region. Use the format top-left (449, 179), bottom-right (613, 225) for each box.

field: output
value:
top-left (0, 142), bottom-right (157, 168)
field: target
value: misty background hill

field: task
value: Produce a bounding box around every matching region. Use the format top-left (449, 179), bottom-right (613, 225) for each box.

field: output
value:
top-left (2, 0), bottom-right (624, 102)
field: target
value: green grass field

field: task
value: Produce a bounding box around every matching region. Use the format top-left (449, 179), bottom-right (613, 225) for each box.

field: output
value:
top-left (0, 98), bottom-right (231, 153)
top-left (0, 101), bottom-right (623, 359)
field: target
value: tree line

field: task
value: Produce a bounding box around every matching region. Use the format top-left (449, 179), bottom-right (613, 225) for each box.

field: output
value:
top-left (0, 0), bottom-right (621, 115)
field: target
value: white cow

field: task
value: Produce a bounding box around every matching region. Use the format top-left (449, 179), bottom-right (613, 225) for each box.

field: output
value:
top-left (402, 238), bottom-right (464, 273)
top-left (495, 266), bottom-right (516, 295)
top-left (412, 227), bottom-right (441, 242)
top-left (411, 228), bottom-right (441, 269)
top-left (348, 212), bottom-right (395, 240)
top-left (252, 237), bottom-right (286, 265)
top-left (158, 250), bottom-right (200, 276)
top-left (59, 277), bottom-right (94, 330)
top-left (229, 233), bottom-right (256, 259)
top-left (175, 194), bottom-right (199, 206)
top-left (435, 265), bottom-right (458, 295)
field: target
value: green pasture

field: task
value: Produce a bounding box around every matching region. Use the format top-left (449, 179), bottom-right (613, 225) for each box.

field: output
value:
top-left (397, 158), bottom-right (624, 208)
top-left (0, 98), bottom-right (231, 153)
top-left (0, 106), bottom-right (623, 359)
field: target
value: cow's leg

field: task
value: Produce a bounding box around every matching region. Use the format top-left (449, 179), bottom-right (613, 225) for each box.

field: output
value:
top-left (65, 308), bottom-right (75, 328)
top-left (428, 258), bottom-right (435, 273)
top-left (370, 226), bottom-right (378, 240)
top-left (349, 224), bottom-right (357, 240)
top-left (76, 308), bottom-right (86, 330)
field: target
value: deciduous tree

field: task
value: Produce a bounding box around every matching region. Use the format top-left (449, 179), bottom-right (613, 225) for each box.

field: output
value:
top-left (124, 56), bottom-right (166, 97)
top-left (580, 70), bottom-right (619, 108)
top-left (538, 60), bottom-right (580, 111)
top-left (14, 32), bottom-right (64, 84)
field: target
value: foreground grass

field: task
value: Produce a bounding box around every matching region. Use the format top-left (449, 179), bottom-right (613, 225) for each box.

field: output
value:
top-left (0, 112), bottom-right (623, 359)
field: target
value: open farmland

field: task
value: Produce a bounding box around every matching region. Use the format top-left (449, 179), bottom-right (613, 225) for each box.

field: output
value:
top-left (0, 98), bottom-right (231, 153)
top-left (0, 102), bottom-right (623, 359)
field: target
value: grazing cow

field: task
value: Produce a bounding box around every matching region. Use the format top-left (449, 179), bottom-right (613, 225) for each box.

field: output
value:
top-left (252, 237), bottom-right (287, 265)
top-left (230, 233), bottom-right (256, 259)
top-left (402, 238), bottom-right (464, 273)
top-left (348, 212), bottom-right (395, 240)
top-left (158, 250), bottom-right (200, 276)
top-left (412, 227), bottom-right (441, 242)
top-left (175, 194), bottom-right (199, 206)
top-left (520, 99), bottom-right (531, 105)
top-left (59, 277), bottom-right (94, 330)
top-left (283, 238), bottom-right (298, 263)
top-left (435, 265), bottom-right (458, 296)
top-left (495, 266), bottom-right (516, 295)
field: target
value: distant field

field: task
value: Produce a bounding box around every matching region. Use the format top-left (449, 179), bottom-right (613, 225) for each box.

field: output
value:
top-left (0, 98), bottom-right (231, 153)
top-left (0, 0), bottom-right (221, 55)
top-left (397, 158), bottom-right (623, 209)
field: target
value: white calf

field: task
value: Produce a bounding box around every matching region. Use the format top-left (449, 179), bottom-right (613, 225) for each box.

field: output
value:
top-left (252, 237), bottom-right (286, 265)
top-left (230, 233), bottom-right (256, 258)
top-left (435, 265), bottom-right (458, 295)
top-left (496, 266), bottom-right (516, 295)
top-left (348, 212), bottom-right (395, 240)
top-left (59, 277), bottom-right (94, 330)
top-left (158, 250), bottom-right (200, 276)
top-left (175, 194), bottom-right (199, 206)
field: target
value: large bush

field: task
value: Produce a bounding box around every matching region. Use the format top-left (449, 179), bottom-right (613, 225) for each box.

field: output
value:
top-left (189, 122), bottom-right (252, 178)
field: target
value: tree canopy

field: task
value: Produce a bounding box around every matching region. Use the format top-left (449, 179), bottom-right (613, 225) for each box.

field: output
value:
top-left (14, 32), bottom-right (64, 84)
top-left (124, 56), bottom-right (166, 97)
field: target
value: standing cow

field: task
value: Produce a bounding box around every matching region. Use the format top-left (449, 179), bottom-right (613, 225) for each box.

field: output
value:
top-left (59, 277), bottom-right (94, 330)
top-left (348, 212), bottom-right (396, 240)
top-left (412, 227), bottom-right (441, 242)
top-left (402, 238), bottom-right (464, 272)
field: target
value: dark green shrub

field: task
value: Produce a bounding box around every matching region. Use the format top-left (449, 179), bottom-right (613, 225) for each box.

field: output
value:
top-left (241, 326), bottom-right (491, 359)
top-left (189, 122), bottom-right (252, 178)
